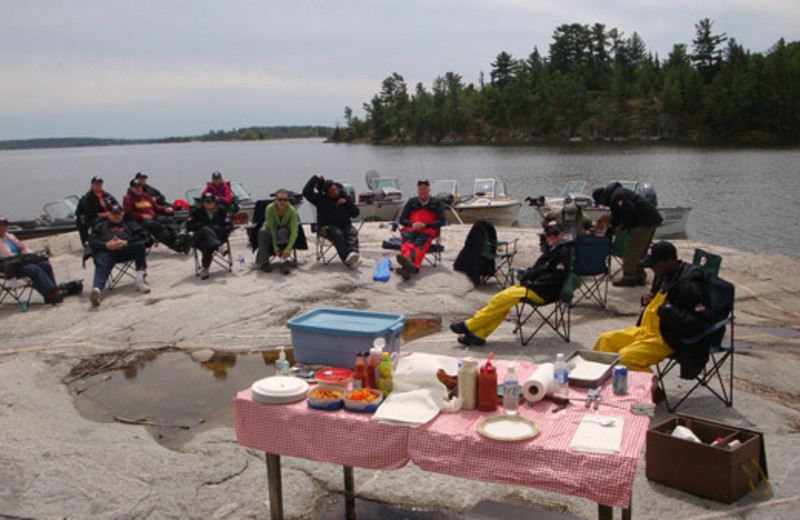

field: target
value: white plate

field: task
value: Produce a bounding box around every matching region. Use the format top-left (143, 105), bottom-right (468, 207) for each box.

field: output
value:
top-left (476, 415), bottom-right (541, 442)
top-left (251, 376), bottom-right (309, 404)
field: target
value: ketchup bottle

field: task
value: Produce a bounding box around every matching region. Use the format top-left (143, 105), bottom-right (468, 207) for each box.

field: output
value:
top-left (478, 352), bottom-right (498, 412)
top-left (352, 352), bottom-right (368, 389)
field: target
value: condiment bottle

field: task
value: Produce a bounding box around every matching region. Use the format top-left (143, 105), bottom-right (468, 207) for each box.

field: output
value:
top-left (477, 352), bottom-right (498, 412)
top-left (458, 357), bottom-right (478, 410)
top-left (502, 363), bottom-right (520, 415)
top-left (352, 352), bottom-right (368, 389)
top-left (276, 346), bottom-right (290, 376)
top-left (367, 338), bottom-right (385, 390)
top-left (378, 351), bottom-right (393, 397)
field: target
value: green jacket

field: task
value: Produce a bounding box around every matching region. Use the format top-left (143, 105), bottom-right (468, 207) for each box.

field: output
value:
top-left (264, 201), bottom-right (299, 255)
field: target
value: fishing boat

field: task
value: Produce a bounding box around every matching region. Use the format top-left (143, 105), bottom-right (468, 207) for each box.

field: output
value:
top-left (433, 178), bottom-right (521, 226)
top-left (6, 195), bottom-right (80, 239)
top-left (355, 170), bottom-right (405, 221)
top-left (528, 180), bottom-right (691, 238)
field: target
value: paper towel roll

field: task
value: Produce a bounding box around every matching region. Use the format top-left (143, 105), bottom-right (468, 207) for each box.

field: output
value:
top-left (522, 363), bottom-right (555, 402)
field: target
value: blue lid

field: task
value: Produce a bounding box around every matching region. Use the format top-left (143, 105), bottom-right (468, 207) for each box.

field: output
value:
top-left (287, 308), bottom-right (405, 336)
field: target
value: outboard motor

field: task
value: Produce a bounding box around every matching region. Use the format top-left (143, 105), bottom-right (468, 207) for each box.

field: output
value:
top-left (637, 183), bottom-right (658, 207)
top-left (524, 195), bottom-right (546, 207)
top-left (437, 193), bottom-right (456, 208)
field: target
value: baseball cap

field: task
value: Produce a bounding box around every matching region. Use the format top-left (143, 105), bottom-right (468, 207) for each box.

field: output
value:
top-left (110, 205), bottom-right (123, 214)
top-left (135, 172), bottom-right (148, 179)
top-left (543, 220), bottom-right (562, 234)
top-left (201, 192), bottom-right (217, 202)
top-left (211, 171), bottom-right (223, 179)
top-left (640, 241), bottom-right (678, 268)
top-left (0, 215), bottom-right (9, 224)
top-left (417, 178), bottom-right (430, 186)
top-left (91, 176), bottom-right (104, 184)
top-left (129, 179), bottom-right (143, 188)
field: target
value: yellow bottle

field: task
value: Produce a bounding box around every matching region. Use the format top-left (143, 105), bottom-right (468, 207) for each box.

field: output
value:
top-left (378, 352), bottom-right (393, 397)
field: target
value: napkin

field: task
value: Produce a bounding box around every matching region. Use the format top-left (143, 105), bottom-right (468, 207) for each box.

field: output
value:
top-left (371, 388), bottom-right (442, 427)
top-left (569, 415), bottom-right (625, 454)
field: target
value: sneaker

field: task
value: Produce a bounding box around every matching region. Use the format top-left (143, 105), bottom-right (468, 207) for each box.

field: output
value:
top-left (344, 252), bottom-right (360, 266)
top-left (200, 267), bottom-right (210, 280)
top-left (449, 321), bottom-right (468, 334)
top-left (45, 289), bottom-right (64, 305)
top-left (395, 267), bottom-right (411, 281)
top-left (90, 287), bottom-right (101, 307)
top-left (136, 279), bottom-right (151, 294)
top-left (261, 262), bottom-right (273, 273)
top-left (280, 261), bottom-right (290, 275)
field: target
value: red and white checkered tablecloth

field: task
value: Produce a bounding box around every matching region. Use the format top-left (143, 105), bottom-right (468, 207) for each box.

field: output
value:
top-left (232, 359), bottom-right (654, 509)
top-left (408, 360), bottom-right (654, 509)
top-left (233, 388), bottom-right (411, 470)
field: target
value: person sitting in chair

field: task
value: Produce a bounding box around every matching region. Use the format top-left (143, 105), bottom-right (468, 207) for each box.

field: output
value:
top-left (593, 241), bottom-right (710, 378)
top-left (77, 176), bottom-right (120, 245)
top-left (256, 189), bottom-right (299, 274)
top-left (303, 174), bottom-right (360, 267)
top-left (88, 205), bottom-right (150, 307)
top-left (201, 171), bottom-right (232, 207)
top-left (134, 172), bottom-right (170, 208)
top-left (395, 179), bottom-right (446, 280)
top-left (188, 192), bottom-right (232, 280)
top-left (0, 216), bottom-right (63, 304)
top-left (450, 221), bottom-right (573, 346)
top-left (123, 179), bottom-right (188, 253)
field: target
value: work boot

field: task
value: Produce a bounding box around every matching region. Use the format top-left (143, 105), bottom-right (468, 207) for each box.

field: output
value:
top-left (395, 267), bottom-right (411, 281)
top-left (450, 321), bottom-right (468, 334)
top-left (457, 332), bottom-right (486, 346)
top-left (396, 254), bottom-right (416, 273)
top-left (261, 262), bottom-right (273, 273)
top-left (280, 261), bottom-right (290, 275)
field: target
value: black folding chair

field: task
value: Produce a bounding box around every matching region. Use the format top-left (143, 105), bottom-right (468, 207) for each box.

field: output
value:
top-left (572, 235), bottom-right (612, 308)
top-left (193, 236), bottom-right (233, 276)
top-left (655, 274), bottom-right (735, 412)
top-left (513, 272), bottom-right (581, 345)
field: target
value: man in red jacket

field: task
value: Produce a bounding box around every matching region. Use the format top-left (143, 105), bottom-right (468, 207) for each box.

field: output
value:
top-left (395, 179), bottom-right (446, 280)
top-left (123, 179), bottom-right (188, 253)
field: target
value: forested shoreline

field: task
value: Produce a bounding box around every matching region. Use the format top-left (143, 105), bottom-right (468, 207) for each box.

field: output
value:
top-left (0, 126), bottom-right (333, 151)
top-left (332, 19), bottom-right (800, 145)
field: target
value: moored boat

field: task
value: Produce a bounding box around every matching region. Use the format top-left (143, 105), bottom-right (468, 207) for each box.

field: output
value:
top-left (355, 171), bottom-right (405, 221)
top-left (6, 195), bottom-right (80, 239)
top-left (433, 178), bottom-right (521, 226)
top-left (528, 180), bottom-right (690, 238)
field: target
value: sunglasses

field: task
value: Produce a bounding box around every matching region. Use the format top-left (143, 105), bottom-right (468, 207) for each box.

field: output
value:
top-left (276, 198), bottom-right (289, 202)
top-left (545, 230), bottom-right (560, 237)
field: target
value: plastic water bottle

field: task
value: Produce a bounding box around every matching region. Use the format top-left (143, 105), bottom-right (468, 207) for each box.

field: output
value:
top-left (502, 363), bottom-right (521, 415)
top-left (276, 346), bottom-right (290, 376)
top-left (553, 353), bottom-right (569, 400)
top-left (237, 254), bottom-right (245, 272)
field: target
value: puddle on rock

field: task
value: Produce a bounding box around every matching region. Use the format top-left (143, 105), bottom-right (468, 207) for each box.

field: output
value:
top-left (402, 316), bottom-right (442, 342)
top-left (66, 348), bottom-right (285, 450)
top-left (319, 494), bottom-right (462, 520)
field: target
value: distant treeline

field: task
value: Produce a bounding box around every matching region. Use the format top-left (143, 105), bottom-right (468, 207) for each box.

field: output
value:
top-left (331, 19), bottom-right (800, 144)
top-left (0, 126), bottom-right (334, 151)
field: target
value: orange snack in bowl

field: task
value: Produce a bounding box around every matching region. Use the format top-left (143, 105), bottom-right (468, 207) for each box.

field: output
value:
top-left (309, 388), bottom-right (343, 400)
top-left (346, 388), bottom-right (379, 402)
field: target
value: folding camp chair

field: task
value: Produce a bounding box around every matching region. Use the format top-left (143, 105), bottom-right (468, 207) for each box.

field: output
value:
top-left (0, 272), bottom-right (34, 310)
top-left (246, 198), bottom-right (308, 269)
top-left (312, 220), bottom-right (364, 266)
top-left (693, 248), bottom-right (722, 275)
top-left (609, 229), bottom-right (627, 279)
top-left (654, 274), bottom-right (735, 412)
top-left (193, 236), bottom-right (233, 276)
top-left (383, 221), bottom-right (445, 268)
top-left (572, 235), bottom-right (612, 308)
top-left (513, 272), bottom-right (581, 345)
top-left (81, 246), bottom-right (138, 292)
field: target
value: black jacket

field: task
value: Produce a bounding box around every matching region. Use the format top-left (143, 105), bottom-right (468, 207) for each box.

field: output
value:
top-left (143, 184), bottom-right (169, 207)
top-left (79, 190), bottom-right (120, 222)
top-left (398, 196), bottom-right (446, 230)
top-left (453, 219), bottom-right (497, 285)
top-left (520, 237), bottom-right (574, 303)
top-left (89, 218), bottom-right (148, 252)
top-left (652, 261), bottom-right (710, 379)
top-left (187, 205), bottom-right (231, 239)
top-left (303, 176), bottom-right (359, 227)
top-left (605, 182), bottom-right (662, 230)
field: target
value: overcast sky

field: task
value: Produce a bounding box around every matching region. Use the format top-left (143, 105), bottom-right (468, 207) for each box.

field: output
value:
top-left (2, 0), bottom-right (797, 141)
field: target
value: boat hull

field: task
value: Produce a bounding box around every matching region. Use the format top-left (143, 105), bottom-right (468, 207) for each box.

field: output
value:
top-left (447, 200), bottom-right (521, 226)
top-left (357, 200), bottom-right (403, 222)
top-left (535, 205), bottom-right (690, 238)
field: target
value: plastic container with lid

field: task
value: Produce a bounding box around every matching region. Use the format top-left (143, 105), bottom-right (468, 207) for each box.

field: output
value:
top-left (314, 367), bottom-right (353, 391)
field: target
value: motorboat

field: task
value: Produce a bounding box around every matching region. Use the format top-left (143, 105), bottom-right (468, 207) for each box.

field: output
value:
top-left (433, 178), bottom-right (521, 226)
top-left (356, 170), bottom-right (405, 221)
top-left (6, 195), bottom-right (80, 239)
top-left (527, 180), bottom-right (691, 238)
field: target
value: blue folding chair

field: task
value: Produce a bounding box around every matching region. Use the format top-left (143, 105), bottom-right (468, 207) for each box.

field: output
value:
top-left (572, 235), bottom-right (612, 308)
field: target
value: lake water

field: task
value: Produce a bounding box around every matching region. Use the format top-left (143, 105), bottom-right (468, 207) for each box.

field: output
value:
top-left (1, 139), bottom-right (798, 256)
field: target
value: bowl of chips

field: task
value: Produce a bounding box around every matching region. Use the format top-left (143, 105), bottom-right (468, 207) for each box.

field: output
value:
top-left (343, 388), bottom-right (383, 413)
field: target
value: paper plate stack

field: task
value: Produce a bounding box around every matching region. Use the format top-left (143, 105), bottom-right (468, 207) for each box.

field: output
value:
top-left (251, 376), bottom-right (309, 404)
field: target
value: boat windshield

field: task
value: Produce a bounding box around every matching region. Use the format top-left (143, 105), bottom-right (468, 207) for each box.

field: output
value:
top-left (474, 178), bottom-right (496, 196)
top-left (43, 197), bottom-right (79, 220)
top-left (560, 181), bottom-right (586, 198)
top-left (373, 178), bottom-right (399, 191)
top-left (431, 180), bottom-right (457, 196)
top-left (230, 182), bottom-right (252, 202)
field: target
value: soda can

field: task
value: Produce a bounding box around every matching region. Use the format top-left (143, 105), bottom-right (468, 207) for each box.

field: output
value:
top-left (613, 366), bottom-right (628, 395)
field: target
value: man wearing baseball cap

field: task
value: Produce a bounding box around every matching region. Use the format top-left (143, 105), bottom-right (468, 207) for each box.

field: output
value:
top-left (395, 179), bottom-right (446, 280)
top-left (77, 176), bottom-right (120, 244)
top-left (594, 240), bottom-right (711, 379)
top-left (450, 220), bottom-right (573, 346)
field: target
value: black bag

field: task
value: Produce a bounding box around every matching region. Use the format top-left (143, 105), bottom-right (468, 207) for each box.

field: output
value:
top-left (58, 279), bottom-right (84, 296)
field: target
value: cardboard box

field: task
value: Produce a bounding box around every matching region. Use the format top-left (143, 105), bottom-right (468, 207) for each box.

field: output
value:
top-left (646, 414), bottom-right (769, 503)
top-left (287, 308), bottom-right (404, 368)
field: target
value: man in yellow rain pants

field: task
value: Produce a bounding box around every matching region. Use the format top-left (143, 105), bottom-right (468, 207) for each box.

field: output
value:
top-left (594, 241), bottom-right (710, 378)
top-left (450, 221), bottom-right (573, 346)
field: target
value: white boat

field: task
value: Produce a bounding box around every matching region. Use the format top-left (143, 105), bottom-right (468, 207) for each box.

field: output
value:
top-left (529, 180), bottom-right (691, 238)
top-left (355, 170), bottom-right (405, 221)
top-left (433, 178), bottom-right (522, 226)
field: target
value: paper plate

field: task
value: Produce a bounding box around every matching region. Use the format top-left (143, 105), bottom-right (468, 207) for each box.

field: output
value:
top-left (476, 415), bottom-right (541, 442)
top-left (251, 376), bottom-right (309, 404)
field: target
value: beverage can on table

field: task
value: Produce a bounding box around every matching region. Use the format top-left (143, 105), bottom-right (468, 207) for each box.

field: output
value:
top-left (613, 366), bottom-right (628, 395)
